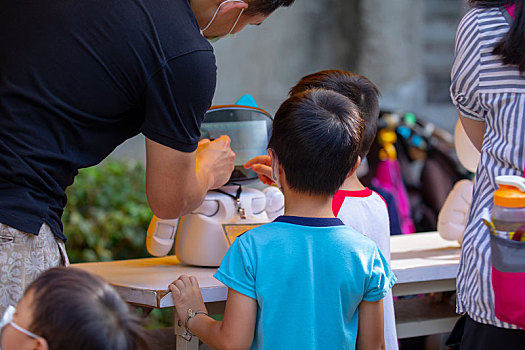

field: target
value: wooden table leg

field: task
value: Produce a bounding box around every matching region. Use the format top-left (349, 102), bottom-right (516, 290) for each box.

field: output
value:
top-left (131, 306), bottom-right (154, 318)
top-left (174, 312), bottom-right (199, 350)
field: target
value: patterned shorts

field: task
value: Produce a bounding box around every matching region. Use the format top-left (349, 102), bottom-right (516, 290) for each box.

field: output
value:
top-left (0, 222), bottom-right (69, 315)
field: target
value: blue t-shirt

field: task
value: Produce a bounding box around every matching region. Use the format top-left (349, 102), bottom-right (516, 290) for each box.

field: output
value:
top-left (214, 216), bottom-right (397, 349)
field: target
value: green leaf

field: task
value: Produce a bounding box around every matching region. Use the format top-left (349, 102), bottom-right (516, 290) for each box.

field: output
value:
top-left (63, 159), bottom-right (151, 263)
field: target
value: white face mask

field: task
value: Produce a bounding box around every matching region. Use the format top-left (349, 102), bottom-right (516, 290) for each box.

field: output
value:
top-left (268, 148), bottom-right (282, 189)
top-left (200, 0), bottom-right (245, 43)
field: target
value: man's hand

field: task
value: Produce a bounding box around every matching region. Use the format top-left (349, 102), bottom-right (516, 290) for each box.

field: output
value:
top-left (169, 275), bottom-right (207, 325)
top-left (244, 155), bottom-right (274, 185)
top-left (145, 136), bottom-right (234, 219)
top-left (197, 135), bottom-right (236, 190)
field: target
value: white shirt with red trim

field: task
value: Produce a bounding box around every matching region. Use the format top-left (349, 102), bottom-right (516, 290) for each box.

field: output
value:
top-left (333, 188), bottom-right (390, 258)
top-left (332, 188), bottom-right (398, 350)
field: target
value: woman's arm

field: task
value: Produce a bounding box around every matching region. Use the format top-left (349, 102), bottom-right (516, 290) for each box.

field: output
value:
top-left (356, 300), bottom-right (385, 350)
top-left (459, 113), bottom-right (485, 152)
top-left (170, 276), bottom-right (257, 350)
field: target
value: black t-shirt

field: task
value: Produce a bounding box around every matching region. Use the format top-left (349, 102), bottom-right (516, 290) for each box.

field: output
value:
top-left (0, 0), bottom-right (216, 241)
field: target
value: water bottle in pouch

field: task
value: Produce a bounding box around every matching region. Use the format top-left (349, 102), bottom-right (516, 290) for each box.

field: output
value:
top-left (491, 175), bottom-right (525, 240)
top-left (489, 175), bottom-right (525, 329)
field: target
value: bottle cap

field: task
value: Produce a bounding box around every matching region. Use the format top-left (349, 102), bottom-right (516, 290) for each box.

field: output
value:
top-left (494, 175), bottom-right (525, 208)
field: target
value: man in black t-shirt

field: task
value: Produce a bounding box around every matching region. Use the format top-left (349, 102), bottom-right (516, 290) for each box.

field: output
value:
top-left (0, 0), bottom-right (294, 314)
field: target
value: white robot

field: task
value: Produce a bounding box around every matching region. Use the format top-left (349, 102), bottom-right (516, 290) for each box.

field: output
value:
top-left (146, 100), bottom-right (285, 266)
top-left (146, 185), bottom-right (284, 267)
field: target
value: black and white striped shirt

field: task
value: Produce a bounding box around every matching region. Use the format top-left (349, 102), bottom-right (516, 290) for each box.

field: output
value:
top-left (450, 7), bottom-right (525, 329)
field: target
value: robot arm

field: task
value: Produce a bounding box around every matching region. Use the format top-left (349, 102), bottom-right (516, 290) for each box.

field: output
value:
top-left (263, 186), bottom-right (285, 221)
top-left (146, 215), bottom-right (179, 256)
top-left (146, 200), bottom-right (221, 257)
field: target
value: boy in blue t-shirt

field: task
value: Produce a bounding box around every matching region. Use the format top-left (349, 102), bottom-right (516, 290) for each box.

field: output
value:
top-left (169, 89), bottom-right (396, 349)
top-left (246, 70), bottom-right (398, 349)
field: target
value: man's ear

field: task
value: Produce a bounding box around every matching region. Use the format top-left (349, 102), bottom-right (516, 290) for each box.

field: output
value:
top-left (217, 0), bottom-right (248, 16)
top-left (346, 156), bottom-right (361, 179)
top-left (34, 337), bottom-right (49, 350)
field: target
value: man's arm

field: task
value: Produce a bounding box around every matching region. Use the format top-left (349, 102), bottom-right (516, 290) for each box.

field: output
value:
top-left (145, 135), bottom-right (235, 219)
top-left (170, 276), bottom-right (257, 350)
top-left (356, 300), bottom-right (385, 350)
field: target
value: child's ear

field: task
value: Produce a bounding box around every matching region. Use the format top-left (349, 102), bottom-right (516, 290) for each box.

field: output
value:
top-left (275, 156), bottom-right (284, 178)
top-left (34, 337), bottom-right (49, 350)
top-left (268, 148), bottom-right (275, 165)
top-left (346, 156), bottom-right (361, 179)
top-left (268, 150), bottom-right (283, 176)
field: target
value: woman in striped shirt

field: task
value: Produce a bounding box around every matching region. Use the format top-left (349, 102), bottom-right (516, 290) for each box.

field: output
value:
top-left (447, 1), bottom-right (525, 348)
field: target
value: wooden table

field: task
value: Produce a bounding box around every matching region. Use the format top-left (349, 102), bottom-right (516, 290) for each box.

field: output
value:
top-left (74, 231), bottom-right (461, 346)
top-left (389, 232), bottom-right (461, 339)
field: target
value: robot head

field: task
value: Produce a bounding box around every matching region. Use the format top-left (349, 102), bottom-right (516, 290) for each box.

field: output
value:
top-left (200, 97), bottom-right (273, 184)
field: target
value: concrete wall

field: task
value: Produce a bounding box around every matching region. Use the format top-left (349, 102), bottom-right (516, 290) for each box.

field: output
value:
top-left (213, 0), bottom-right (425, 114)
top-left (212, 0), bottom-right (358, 113)
top-left (110, 0), bottom-right (468, 163)
top-left (357, 0), bottom-right (425, 112)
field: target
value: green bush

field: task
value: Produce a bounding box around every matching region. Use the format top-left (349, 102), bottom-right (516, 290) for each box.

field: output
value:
top-left (63, 159), bottom-right (177, 329)
top-left (63, 159), bottom-right (152, 263)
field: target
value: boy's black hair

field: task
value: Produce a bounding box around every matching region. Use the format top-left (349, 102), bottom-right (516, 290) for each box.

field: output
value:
top-left (246, 0), bottom-right (295, 15)
top-left (27, 267), bottom-right (149, 350)
top-left (268, 89), bottom-right (364, 196)
top-left (289, 70), bottom-right (380, 159)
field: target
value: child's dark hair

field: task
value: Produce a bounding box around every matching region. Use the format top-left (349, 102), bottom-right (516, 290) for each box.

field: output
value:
top-left (26, 267), bottom-right (148, 350)
top-left (289, 70), bottom-right (380, 159)
top-left (268, 89), bottom-right (364, 196)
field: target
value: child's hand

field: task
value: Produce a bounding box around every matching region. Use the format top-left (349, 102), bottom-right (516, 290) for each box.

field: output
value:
top-left (169, 275), bottom-right (207, 324)
top-left (244, 155), bottom-right (274, 185)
